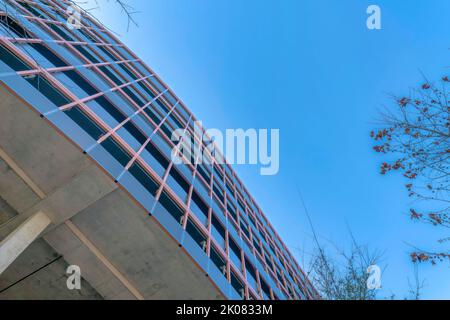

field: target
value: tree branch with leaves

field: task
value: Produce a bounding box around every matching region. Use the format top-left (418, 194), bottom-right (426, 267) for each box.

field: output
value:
top-left (371, 76), bottom-right (450, 265)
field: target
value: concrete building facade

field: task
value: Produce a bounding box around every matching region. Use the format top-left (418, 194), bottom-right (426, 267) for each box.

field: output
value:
top-left (0, 0), bottom-right (318, 300)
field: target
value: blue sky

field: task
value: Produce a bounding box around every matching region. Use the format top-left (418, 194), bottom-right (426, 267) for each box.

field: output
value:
top-left (80, 0), bottom-right (450, 299)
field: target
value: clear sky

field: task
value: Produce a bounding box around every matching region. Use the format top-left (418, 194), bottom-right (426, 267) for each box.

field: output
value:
top-left (80, 0), bottom-right (450, 299)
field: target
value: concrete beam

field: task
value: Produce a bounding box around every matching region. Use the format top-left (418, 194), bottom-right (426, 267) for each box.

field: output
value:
top-left (64, 220), bottom-right (144, 300)
top-left (0, 164), bottom-right (117, 239)
top-left (0, 146), bottom-right (46, 199)
top-left (0, 211), bottom-right (51, 275)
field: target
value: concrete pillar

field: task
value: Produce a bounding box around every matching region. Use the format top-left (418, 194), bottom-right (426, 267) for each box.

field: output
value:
top-left (0, 211), bottom-right (51, 275)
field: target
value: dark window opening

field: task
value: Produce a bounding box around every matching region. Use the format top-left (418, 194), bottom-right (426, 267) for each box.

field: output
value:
top-left (228, 203), bottom-right (238, 223)
top-left (65, 106), bottom-right (105, 140)
top-left (276, 270), bottom-right (284, 284)
top-left (0, 44), bottom-right (30, 71)
top-left (253, 238), bottom-right (262, 255)
top-left (72, 81), bottom-right (146, 146)
top-left (226, 182), bottom-right (235, 198)
top-left (153, 98), bottom-right (170, 114)
top-left (211, 214), bottom-right (226, 239)
top-left (74, 45), bottom-right (99, 64)
top-left (169, 167), bottom-right (190, 193)
top-left (210, 246), bottom-right (226, 276)
top-left (129, 162), bottom-right (159, 195)
top-left (138, 80), bottom-right (156, 99)
top-left (186, 218), bottom-right (207, 251)
top-left (159, 122), bottom-right (174, 140)
top-left (101, 137), bottom-right (131, 166)
top-left (159, 191), bottom-right (184, 222)
top-left (98, 65), bottom-right (122, 85)
top-left (260, 279), bottom-right (271, 299)
top-left (197, 165), bottom-right (211, 184)
top-left (122, 86), bottom-right (145, 107)
top-left (120, 63), bottom-right (139, 80)
top-left (25, 74), bottom-right (70, 107)
top-left (288, 286), bottom-right (296, 299)
top-left (167, 166), bottom-right (189, 202)
top-left (213, 183), bottom-right (224, 203)
top-left (190, 191), bottom-right (209, 221)
top-left (230, 271), bottom-right (245, 299)
top-left (238, 198), bottom-right (246, 214)
top-left (245, 257), bottom-right (257, 280)
top-left (18, 2), bottom-right (46, 19)
top-left (30, 43), bottom-right (68, 67)
top-left (248, 214), bottom-right (257, 228)
top-left (240, 221), bottom-right (250, 239)
top-left (143, 106), bottom-right (162, 125)
top-left (63, 70), bottom-right (98, 96)
top-left (145, 143), bottom-right (169, 170)
top-left (229, 237), bottom-right (241, 260)
top-left (214, 165), bottom-right (223, 181)
top-left (98, 45), bottom-right (119, 62)
top-left (123, 121), bottom-right (146, 144)
top-left (0, 15), bottom-right (31, 38)
top-left (169, 112), bottom-right (184, 130)
top-left (49, 23), bottom-right (75, 42)
top-left (79, 28), bottom-right (99, 44)
top-left (94, 95), bottom-right (126, 123)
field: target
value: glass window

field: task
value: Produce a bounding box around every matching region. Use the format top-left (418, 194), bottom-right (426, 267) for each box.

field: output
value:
top-left (230, 271), bottom-right (245, 299)
top-left (61, 70), bottom-right (97, 99)
top-left (122, 85), bottom-right (145, 107)
top-left (138, 78), bottom-right (157, 100)
top-left (98, 65), bottom-right (122, 85)
top-left (210, 245), bottom-right (227, 277)
top-left (253, 238), bottom-right (262, 256)
top-left (94, 95), bottom-right (126, 123)
top-left (197, 164), bottom-right (211, 184)
top-left (226, 181), bottom-right (235, 198)
top-left (228, 202), bottom-right (238, 222)
top-left (212, 181), bottom-right (224, 203)
top-left (229, 236), bottom-right (242, 269)
top-left (214, 165), bottom-right (223, 181)
top-left (260, 279), bottom-right (271, 300)
top-left (139, 148), bottom-right (165, 178)
top-left (185, 218), bottom-right (207, 251)
top-left (122, 120), bottom-right (147, 145)
top-left (142, 104), bottom-right (162, 126)
top-left (145, 142), bottom-right (169, 171)
top-left (159, 190), bottom-right (184, 223)
top-left (167, 167), bottom-right (190, 203)
top-left (148, 76), bottom-right (165, 93)
top-left (245, 257), bottom-right (258, 292)
top-left (163, 91), bottom-right (177, 106)
top-left (0, 15), bottom-right (31, 38)
top-left (65, 106), bottom-right (105, 140)
top-left (129, 162), bottom-right (159, 195)
top-left (0, 44), bottom-right (30, 71)
top-left (48, 22), bottom-right (75, 42)
top-left (100, 137), bottom-right (131, 166)
top-left (211, 213), bottom-right (226, 248)
top-left (190, 191), bottom-right (209, 226)
top-left (29, 43), bottom-right (68, 67)
top-left (24, 74), bottom-right (70, 107)
top-left (74, 45), bottom-right (100, 64)
top-left (18, 2), bottom-right (48, 19)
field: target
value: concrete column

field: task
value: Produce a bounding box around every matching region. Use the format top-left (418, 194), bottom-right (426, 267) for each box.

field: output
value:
top-left (0, 211), bottom-right (51, 275)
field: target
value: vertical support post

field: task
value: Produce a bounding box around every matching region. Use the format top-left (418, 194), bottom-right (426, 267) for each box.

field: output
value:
top-left (0, 211), bottom-right (51, 275)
